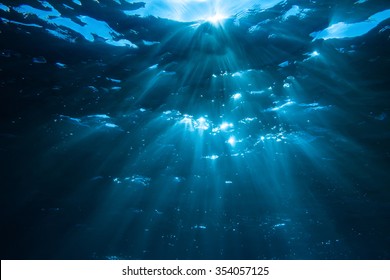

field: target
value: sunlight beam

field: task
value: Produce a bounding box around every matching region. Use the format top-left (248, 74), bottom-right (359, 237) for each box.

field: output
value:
top-left (206, 13), bottom-right (227, 25)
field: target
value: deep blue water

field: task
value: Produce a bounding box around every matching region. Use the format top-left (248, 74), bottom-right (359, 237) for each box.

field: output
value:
top-left (1, 0), bottom-right (390, 260)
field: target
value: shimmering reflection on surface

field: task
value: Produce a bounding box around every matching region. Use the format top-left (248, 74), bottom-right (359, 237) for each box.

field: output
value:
top-left (0, 0), bottom-right (389, 260)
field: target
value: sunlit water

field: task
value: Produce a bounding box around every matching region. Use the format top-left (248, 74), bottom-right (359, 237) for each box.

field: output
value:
top-left (1, 0), bottom-right (389, 259)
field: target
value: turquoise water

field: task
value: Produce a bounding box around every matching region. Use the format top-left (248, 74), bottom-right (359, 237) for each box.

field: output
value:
top-left (0, 0), bottom-right (389, 259)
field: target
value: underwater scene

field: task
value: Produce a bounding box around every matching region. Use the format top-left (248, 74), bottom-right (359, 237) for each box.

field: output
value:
top-left (0, 0), bottom-right (389, 259)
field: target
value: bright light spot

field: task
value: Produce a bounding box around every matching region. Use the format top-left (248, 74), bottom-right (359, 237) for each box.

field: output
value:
top-left (180, 115), bottom-right (193, 125)
top-left (227, 136), bottom-right (236, 146)
top-left (113, 178), bottom-right (121, 184)
top-left (180, 114), bottom-right (195, 131)
top-left (148, 64), bottom-right (158, 70)
top-left (260, 136), bottom-right (265, 141)
top-left (196, 117), bottom-right (210, 130)
top-left (273, 223), bottom-right (286, 228)
top-left (220, 122), bottom-right (229, 130)
top-left (232, 93), bottom-right (242, 100)
top-left (193, 224), bottom-right (207, 230)
top-left (311, 51), bottom-right (320, 57)
top-left (311, 9), bottom-right (390, 40)
top-left (207, 13), bottom-right (227, 25)
top-left (220, 122), bottom-right (233, 131)
top-left (303, 51), bottom-right (321, 62)
top-left (267, 100), bottom-right (295, 112)
top-left (180, 115), bottom-right (211, 131)
top-left (205, 155), bottom-right (219, 160)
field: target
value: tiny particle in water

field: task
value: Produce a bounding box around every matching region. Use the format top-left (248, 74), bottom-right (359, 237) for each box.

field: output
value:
top-left (32, 56), bottom-right (47, 64)
top-left (205, 155), bottom-right (219, 160)
top-left (232, 93), bottom-right (242, 100)
top-left (193, 225), bottom-right (207, 230)
top-left (227, 136), bottom-right (236, 146)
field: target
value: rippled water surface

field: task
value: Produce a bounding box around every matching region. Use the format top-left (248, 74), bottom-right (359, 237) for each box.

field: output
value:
top-left (1, 0), bottom-right (390, 259)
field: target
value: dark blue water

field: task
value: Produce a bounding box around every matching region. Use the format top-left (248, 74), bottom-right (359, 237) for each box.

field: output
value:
top-left (1, 0), bottom-right (390, 260)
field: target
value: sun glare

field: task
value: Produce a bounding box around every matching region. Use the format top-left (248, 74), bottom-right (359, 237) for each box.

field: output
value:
top-left (206, 13), bottom-right (227, 25)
